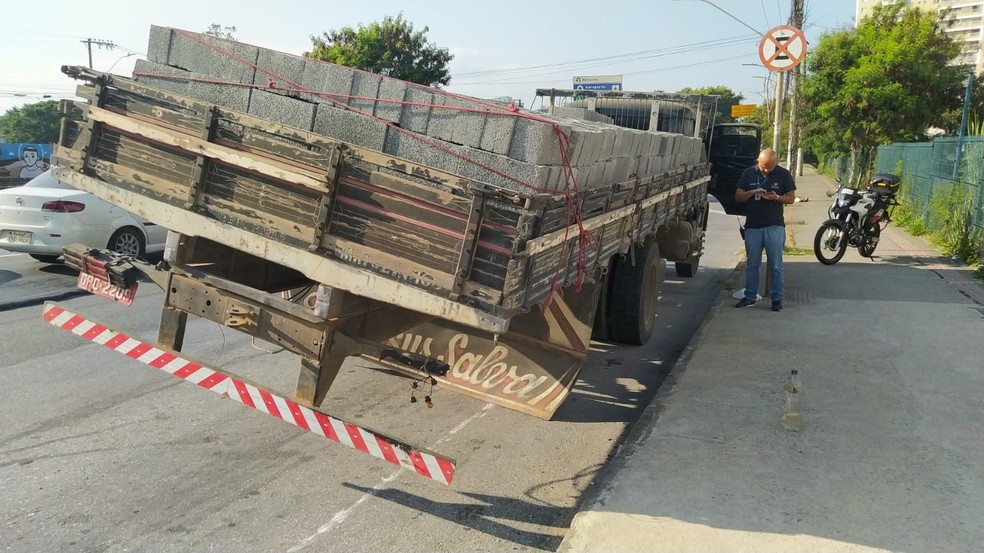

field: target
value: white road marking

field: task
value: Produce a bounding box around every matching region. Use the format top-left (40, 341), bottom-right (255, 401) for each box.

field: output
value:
top-left (287, 403), bottom-right (494, 552)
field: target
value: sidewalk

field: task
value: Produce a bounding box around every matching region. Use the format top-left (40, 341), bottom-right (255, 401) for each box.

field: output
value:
top-left (560, 166), bottom-right (984, 552)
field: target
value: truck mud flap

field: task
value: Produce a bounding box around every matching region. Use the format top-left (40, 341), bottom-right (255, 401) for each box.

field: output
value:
top-left (373, 280), bottom-right (601, 420)
top-left (42, 302), bottom-right (456, 485)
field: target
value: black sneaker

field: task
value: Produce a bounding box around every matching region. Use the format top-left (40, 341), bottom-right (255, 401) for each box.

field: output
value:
top-left (772, 300), bottom-right (783, 312)
top-left (735, 298), bottom-right (757, 309)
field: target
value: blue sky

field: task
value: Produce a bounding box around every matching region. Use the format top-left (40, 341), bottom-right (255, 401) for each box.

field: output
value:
top-left (0, 0), bottom-right (856, 116)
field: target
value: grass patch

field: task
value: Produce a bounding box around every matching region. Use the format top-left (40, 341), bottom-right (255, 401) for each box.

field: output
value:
top-left (784, 246), bottom-right (813, 256)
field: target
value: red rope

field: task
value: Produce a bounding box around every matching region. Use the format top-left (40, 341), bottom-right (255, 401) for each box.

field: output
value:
top-left (160, 28), bottom-right (594, 305)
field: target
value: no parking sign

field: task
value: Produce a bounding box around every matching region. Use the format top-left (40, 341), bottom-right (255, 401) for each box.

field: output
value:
top-left (759, 25), bottom-right (807, 72)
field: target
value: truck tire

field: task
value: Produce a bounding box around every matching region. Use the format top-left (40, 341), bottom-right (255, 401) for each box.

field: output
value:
top-left (609, 241), bottom-right (664, 345)
top-left (674, 203), bottom-right (707, 278)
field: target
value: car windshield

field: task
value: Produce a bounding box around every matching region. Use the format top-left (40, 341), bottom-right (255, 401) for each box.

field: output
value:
top-left (23, 169), bottom-right (74, 190)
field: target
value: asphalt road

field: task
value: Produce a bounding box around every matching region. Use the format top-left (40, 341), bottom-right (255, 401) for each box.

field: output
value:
top-left (0, 200), bottom-right (742, 552)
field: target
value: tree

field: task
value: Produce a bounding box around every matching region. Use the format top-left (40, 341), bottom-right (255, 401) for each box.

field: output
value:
top-left (678, 85), bottom-right (745, 124)
top-left (0, 101), bottom-right (62, 144)
top-left (801, 1), bottom-right (965, 183)
top-left (305, 14), bottom-right (453, 87)
top-left (204, 24), bottom-right (237, 40)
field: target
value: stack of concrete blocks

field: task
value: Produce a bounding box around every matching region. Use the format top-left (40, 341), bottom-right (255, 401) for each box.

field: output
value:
top-left (135, 26), bottom-right (703, 196)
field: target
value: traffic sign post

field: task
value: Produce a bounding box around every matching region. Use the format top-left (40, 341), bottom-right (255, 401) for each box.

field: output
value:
top-left (758, 25), bottom-right (807, 72)
top-left (757, 25), bottom-right (807, 157)
top-left (731, 104), bottom-right (756, 118)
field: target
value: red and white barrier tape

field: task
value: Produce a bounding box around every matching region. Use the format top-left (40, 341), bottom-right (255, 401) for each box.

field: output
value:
top-left (42, 302), bottom-right (455, 485)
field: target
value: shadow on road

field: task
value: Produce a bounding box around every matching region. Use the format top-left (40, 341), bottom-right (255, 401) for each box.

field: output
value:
top-left (342, 483), bottom-right (567, 550)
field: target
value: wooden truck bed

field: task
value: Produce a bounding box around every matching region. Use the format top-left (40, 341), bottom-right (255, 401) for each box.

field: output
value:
top-left (53, 68), bottom-right (708, 334)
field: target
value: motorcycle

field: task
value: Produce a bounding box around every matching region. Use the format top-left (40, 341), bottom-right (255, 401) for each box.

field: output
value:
top-left (813, 173), bottom-right (901, 265)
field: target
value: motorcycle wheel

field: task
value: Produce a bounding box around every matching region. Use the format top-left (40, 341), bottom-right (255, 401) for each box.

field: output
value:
top-left (814, 220), bottom-right (848, 265)
top-left (858, 223), bottom-right (881, 258)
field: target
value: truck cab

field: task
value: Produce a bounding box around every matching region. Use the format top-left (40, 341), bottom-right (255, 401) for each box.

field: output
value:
top-left (705, 123), bottom-right (761, 215)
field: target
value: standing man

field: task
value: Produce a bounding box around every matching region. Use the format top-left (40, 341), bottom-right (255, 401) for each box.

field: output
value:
top-left (734, 148), bottom-right (796, 311)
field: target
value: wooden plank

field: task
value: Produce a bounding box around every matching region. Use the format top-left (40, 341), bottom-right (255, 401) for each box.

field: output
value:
top-left (104, 90), bottom-right (206, 134)
top-left (338, 173), bottom-right (469, 235)
top-left (523, 176), bottom-right (709, 257)
top-left (85, 105), bottom-right (330, 193)
top-left (346, 144), bottom-right (475, 194)
top-left (51, 166), bottom-right (512, 333)
top-left (365, 164), bottom-right (473, 212)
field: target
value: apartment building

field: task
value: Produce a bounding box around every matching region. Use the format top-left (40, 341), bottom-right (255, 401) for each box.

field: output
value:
top-left (856, 0), bottom-right (984, 74)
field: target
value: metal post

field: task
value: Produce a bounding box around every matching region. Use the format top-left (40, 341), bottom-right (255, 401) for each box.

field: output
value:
top-left (954, 74), bottom-right (974, 181)
top-left (772, 71), bottom-right (784, 155)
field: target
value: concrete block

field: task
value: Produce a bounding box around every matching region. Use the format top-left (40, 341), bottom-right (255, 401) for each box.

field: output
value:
top-left (426, 94), bottom-right (479, 144)
top-left (454, 147), bottom-right (560, 193)
top-left (374, 77), bottom-right (408, 124)
top-left (648, 133), bottom-right (664, 158)
top-left (658, 132), bottom-right (678, 156)
top-left (615, 129), bottom-right (639, 159)
top-left (399, 86), bottom-right (434, 135)
top-left (187, 81), bottom-right (252, 113)
top-left (450, 110), bottom-right (487, 149)
top-left (348, 70), bottom-right (381, 116)
top-left (507, 116), bottom-right (572, 166)
top-left (146, 26), bottom-right (173, 64)
top-left (637, 132), bottom-right (654, 160)
top-left (479, 110), bottom-right (516, 155)
top-left (600, 127), bottom-right (617, 162)
top-left (249, 89), bottom-right (316, 132)
top-left (132, 59), bottom-right (189, 95)
top-left (300, 60), bottom-right (354, 107)
top-left (313, 104), bottom-right (388, 151)
top-left (425, 94), bottom-right (455, 142)
top-left (382, 130), bottom-right (468, 178)
top-left (166, 29), bottom-right (259, 84)
top-left (252, 49), bottom-right (306, 95)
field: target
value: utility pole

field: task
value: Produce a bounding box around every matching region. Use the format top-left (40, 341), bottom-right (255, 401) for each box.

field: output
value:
top-left (772, 72), bottom-right (783, 154)
top-left (786, 0), bottom-right (805, 175)
top-left (80, 38), bottom-right (117, 69)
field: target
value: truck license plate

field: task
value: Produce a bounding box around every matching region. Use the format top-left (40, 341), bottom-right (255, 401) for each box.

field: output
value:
top-left (77, 271), bottom-right (138, 306)
top-left (6, 230), bottom-right (31, 244)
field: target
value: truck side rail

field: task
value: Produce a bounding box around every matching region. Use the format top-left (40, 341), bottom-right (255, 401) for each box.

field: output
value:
top-left (56, 67), bottom-right (708, 334)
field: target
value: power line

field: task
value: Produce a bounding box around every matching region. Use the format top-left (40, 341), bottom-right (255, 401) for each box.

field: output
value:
top-left (452, 33), bottom-right (756, 79)
top-left (452, 35), bottom-right (758, 86)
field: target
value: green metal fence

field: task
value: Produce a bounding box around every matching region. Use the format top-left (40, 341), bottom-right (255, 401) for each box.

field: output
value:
top-left (875, 137), bottom-right (984, 229)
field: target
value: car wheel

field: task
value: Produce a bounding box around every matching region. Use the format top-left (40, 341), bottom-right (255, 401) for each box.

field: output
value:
top-left (29, 254), bottom-right (62, 264)
top-left (108, 227), bottom-right (145, 257)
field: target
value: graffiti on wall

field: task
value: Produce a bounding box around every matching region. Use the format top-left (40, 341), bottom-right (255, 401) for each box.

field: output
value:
top-left (0, 143), bottom-right (52, 188)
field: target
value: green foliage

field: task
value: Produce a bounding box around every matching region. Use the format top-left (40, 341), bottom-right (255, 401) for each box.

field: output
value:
top-left (204, 24), bottom-right (237, 40)
top-left (893, 201), bottom-right (928, 236)
top-left (801, 1), bottom-right (965, 174)
top-left (305, 13), bottom-right (452, 88)
top-left (0, 101), bottom-right (62, 143)
top-left (926, 182), bottom-right (981, 261)
top-left (973, 262), bottom-right (984, 281)
top-left (677, 85), bottom-right (744, 124)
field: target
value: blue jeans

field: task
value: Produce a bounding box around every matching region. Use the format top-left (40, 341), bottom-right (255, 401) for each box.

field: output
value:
top-left (744, 226), bottom-right (785, 302)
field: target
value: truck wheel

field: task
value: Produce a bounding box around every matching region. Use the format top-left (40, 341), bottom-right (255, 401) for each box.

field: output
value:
top-left (609, 241), bottom-right (663, 345)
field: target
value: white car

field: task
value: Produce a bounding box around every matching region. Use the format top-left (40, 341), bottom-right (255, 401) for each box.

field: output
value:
top-left (0, 169), bottom-right (167, 263)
